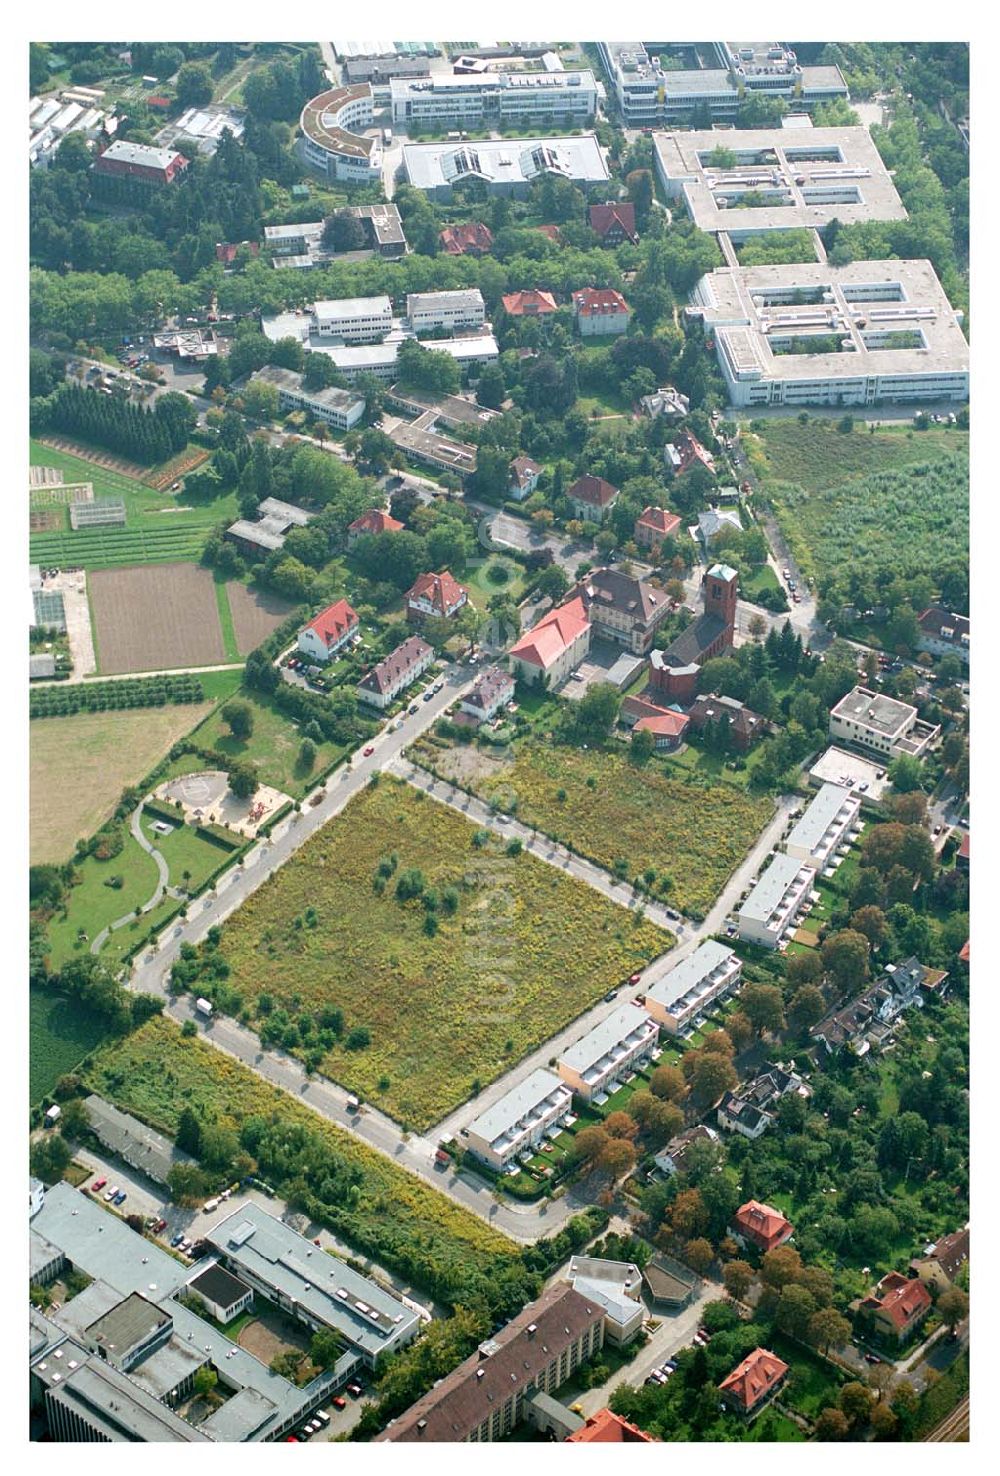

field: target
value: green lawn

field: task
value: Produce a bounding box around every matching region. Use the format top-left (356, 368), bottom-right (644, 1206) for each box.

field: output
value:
top-left (769, 1334), bottom-right (846, 1420)
top-left (216, 777), bottom-right (670, 1129)
top-left (176, 687), bottom-right (348, 798)
top-left (464, 555), bottom-right (527, 611)
top-left (139, 812), bottom-right (238, 893)
top-left (30, 986), bottom-right (110, 1104)
top-left (740, 563), bottom-right (787, 607)
top-left (44, 830), bottom-right (161, 970)
top-left (213, 577), bottom-right (240, 662)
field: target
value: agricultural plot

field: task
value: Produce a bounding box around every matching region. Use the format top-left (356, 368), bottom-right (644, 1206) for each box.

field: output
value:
top-left (410, 740), bottom-right (772, 920)
top-left (30, 703), bottom-right (214, 864)
top-left (226, 582), bottom-right (295, 654)
top-left (89, 563), bottom-right (226, 674)
top-left (218, 779), bottom-right (670, 1128)
top-left (30, 986), bottom-right (109, 1104)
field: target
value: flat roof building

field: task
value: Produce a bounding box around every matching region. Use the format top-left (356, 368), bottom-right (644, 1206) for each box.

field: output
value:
top-left (312, 295), bottom-right (393, 342)
top-left (567, 1257), bottom-right (644, 1346)
top-left (738, 854), bottom-right (816, 949)
top-left (557, 1003), bottom-right (658, 1103)
top-left (251, 365), bottom-right (365, 431)
top-left (829, 685), bottom-right (940, 760)
top-left (407, 288), bottom-right (486, 332)
top-left (643, 940), bottom-right (743, 1033)
top-left (300, 86), bottom-right (383, 185)
top-left (653, 126), bottom-right (906, 238)
top-left (402, 134), bottom-right (609, 201)
top-left (808, 745), bottom-right (890, 803)
top-left (464, 1068), bottom-right (573, 1172)
top-left (784, 781), bottom-right (862, 867)
top-left (689, 259), bottom-right (969, 409)
top-left (390, 69), bottom-right (598, 129)
top-left (261, 310), bottom-right (499, 381)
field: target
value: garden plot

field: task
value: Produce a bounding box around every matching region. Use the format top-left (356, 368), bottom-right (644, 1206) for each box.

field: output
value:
top-left (89, 563), bottom-right (225, 673)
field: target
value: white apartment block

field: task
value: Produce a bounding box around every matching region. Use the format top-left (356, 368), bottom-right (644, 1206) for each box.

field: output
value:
top-left (251, 366), bottom-right (365, 431)
top-left (784, 782), bottom-right (863, 867)
top-left (464, 1069), bottom-right (572, 1172)
top-left (407, 289), bottom-right (486, 333)
top-left (829, 686), bottom-right (940, 760)
top-left (738, 854), bottom-right (817, 949)
top-left (557, 1003), bottom-right (659, 1102)
top-left (312, 296), bottom-right (393, 343)
top-left (653, 127), bottom-right (906, 239)
top-left (689, 259), bottom-right (969, 410)
top-left (390, 70), bottom-right (598, 129)
top-left (643, 940), bottom-right (743, 1034)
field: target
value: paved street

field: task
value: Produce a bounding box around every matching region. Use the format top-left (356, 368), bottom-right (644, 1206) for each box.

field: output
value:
top-left (575, 1279), bottom-right (720, 1417)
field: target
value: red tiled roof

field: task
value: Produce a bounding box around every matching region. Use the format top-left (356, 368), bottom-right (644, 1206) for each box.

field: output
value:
top-left (569, 474), bottom-right (619, 508)
top-left (215, 241), bottom-right (260, 264)
top-left (535, 224), bottom-right (563, 243)
top-left (501, 289), bottom-right (558, 316)
top-left (672, 429), bottom-right (715, 475)
top-left (622, 695), bottom-right (675, 723)
top-left (734, 1200), bottom-right (793, 1246)
top-left (349, 508), bottom-right (404, 537)
top-left (509, 596), bottom-right (590, 671)
top-left (567, 1409), bottom-right (654, 1443)
top-left (958, 831), bottom-right (970, 860)
top-left (572, 287), bottom-right (630, 317)
top-left (959, 939), bottom-right (969, 963)
top-left (304, 598), bottom-right (358, 651)
top-left (636, 506), bottom-right (682, 539)
top-left (439, 221), bottom-right (494, 256)
top-left (868, 1272), bottom-right (932, 1331)
top-left (719, 1348), bottom-right (789, 1411)
top-left (406, 569), bottom-right (468, 617)
top-left (589, 201), bottom-right (638, 242)
top-left (635, 711), bottom-right (690, 740)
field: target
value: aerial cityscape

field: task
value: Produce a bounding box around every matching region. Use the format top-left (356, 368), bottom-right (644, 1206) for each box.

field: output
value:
top-left (28, 35), bottom-right (970, 1447)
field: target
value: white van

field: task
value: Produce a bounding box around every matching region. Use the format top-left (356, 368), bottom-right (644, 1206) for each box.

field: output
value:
top-left (203, 1197), bottom-right (219, 1213)
top-left (195, 997), bottom-right (213, 1018)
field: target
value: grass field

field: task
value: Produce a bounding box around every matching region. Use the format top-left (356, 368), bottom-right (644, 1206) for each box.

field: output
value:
top-left (43, 829), bottom-right (161, 970)
top-left (751, 418), bottom-right (967, 493)
top-left (411, 740), bottom-right (772, 919)
top-left (29, 440), bottom-right (237, 569)
top-left (218, 778), bottom-right (670, 1127)
top-left (84, 1015), bottom-right (524, 1297)
top-left (768, 1334), bottom-right (846, 1420)
top-left (176, 687), bottom-right (347, 798)
top-left (89, 563), bottom-right (226, 674)
top-left (30, 703), bottom-right (214, 864)
top-left (138, 812), bottom-right (237, 893)
top-left (30, 986), bottom-right (109, 1104)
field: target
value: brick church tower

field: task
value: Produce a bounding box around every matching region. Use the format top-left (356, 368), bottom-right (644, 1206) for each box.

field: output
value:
top-left (704, 563), bottom-right (738, 654)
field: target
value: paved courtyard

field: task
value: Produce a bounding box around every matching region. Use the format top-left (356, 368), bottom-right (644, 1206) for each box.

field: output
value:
top-left (157, 770), bottom-right (291, 839)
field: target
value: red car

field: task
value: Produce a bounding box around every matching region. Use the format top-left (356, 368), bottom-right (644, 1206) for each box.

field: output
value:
top-left (91, 1178), bottom-right (107, 1192)
top-left (629, 973), bottom-right (642, 985)
top-left (363, 746), bottom-right (375, 756)
top-left (332, 1397), bottom-right (347, 1411)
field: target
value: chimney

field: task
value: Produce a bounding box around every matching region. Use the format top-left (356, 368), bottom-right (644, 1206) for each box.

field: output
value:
top-left (527, 1323), bottom-right (537, 1339)
top-left (417, 1419), bottom-right (427, 1436)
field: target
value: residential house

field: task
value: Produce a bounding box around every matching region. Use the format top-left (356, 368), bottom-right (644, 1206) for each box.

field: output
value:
top-left (567, 474), bottom-right (620, 524)
top-left (588, 200), bottom-right (638, 245)
top-left (405, 569), bottom-right (469, 623)
top-left (784, 782), bottom-right (862, 867)
top-left (731, 1200), bottom-right (794, 1254)
top-left (463, 1068), bottom-right (573, 1172)
top-left (569, 566), bottom-right (671, 654)
top-left (620, 694), bottom-right (682, 729)
top-left (648, 564), bottom-right (738, 703)
top-left (685, 693), bottom-right (769, 751)
top-left (718, 1065), bottom-right (809, 1141)
top-left (719, 1349), bottom-right (789, 1418)
top-left (566, 1257), bottom-right (644, 1346)
top-left (634, 505), bottom-right (682, 551)
top-left (956, 831), bottom-right (969, 872)
top-left (812, 958), bottom-right (944, 1057)
top-left (909, 1227), bottom-right (969, 1294)
top-left (696, 507), bottom-right (742, 548)
top-left (501, 289), bottom-right (558, 317)
top-left (653, 1125), bottom-right (719, 1177)
top-left (633, 710), bottom-right (689, 751)
top-left (374, 1284), bottom-right (605, 1443)
top-left (665, 429), bottom-right (715, 477)
top-left (855, 1272), bottom-right (932, 1347)
top-left (643, 940), bottom-right (742, 1035)
top-left (566, 1409), bottom-right (654, 1442)
top-left (459, 666), bottom-right (515, 724)
top-left (297, 598), bottom-right (360, 664)
top-left (811, 991), bottom-right (884, 1059)
top-left (509, 455), bottom-right (542, 501)
top-left (737, 853), bottom-right (816, 949)
top-left (917, 605), bottom-right (969, 666)
top-left (439, 221), bottom-right (494, 256)
top-left (572, 286), bottom-right (632, 337)
top-left (639, 386), bottom-right (689, 420)
top-left (556, 1003), bottom-right (658, 1103)
top-left (356, 635), bottom-right (434, 709)
top-left (508, 596), bottom-right (591, 688)
top-left (829, 686), bottom-right (940, 761)
top-left (347, 508), bottom-right (404, 546)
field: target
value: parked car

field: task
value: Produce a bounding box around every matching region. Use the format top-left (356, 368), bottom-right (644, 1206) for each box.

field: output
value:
top-left (104, 1186), bottom-right (119, 1201)
top-left (113, 1191), bottom-right (127, 1206)
top-left (315, 1410), bottom-right (331, 1425)
top-left (346, 1382), bottom-right (363, 1398)
top-left (604, 989), bottom-right (619, 1003)
top-left (408, 704), bottom-right (419, 714)
top-left (91, 1178), bottom-right (107, 1192)
top-left (332, 1396), bottom-right (347, 1411)
top-left (363, 746), bottom-right (375, 757)
top-left (170, 1232), bottom-right (185, 1247)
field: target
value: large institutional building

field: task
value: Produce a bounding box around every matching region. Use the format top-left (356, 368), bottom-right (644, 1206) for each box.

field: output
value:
top-left (401, 134), bottom-right (610, 200)
top-left (390, 69), bottom-right (599, 129)
top-left (300, 85), bottom-right (383, 184)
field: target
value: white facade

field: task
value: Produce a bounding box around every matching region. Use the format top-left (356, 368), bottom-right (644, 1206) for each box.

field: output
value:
top-left (738, 855), bottom-right (817, 949)
top-left (251, 366), bottom-right (365, 431)
top-left (829, 686), bottom-right (940, 760)
top-left (390, 70), bottom-right (598, 128)
top-left (643, 941), bottom-right (743, 1033)
top-left (407, 289), bottom-right (486, 333)
top-left (464, 1069), bottom-right (572, 1171)
top-left (300, 85), bottom-right (383, 185)
top-left (784, 782), bottom-right (862, 866)
top-left (312, 296), bottom-right (393, 343)
top-left (557, 1003), bottom-right (659, 1102)
top-left (356, 636), bottom-right (434, 709)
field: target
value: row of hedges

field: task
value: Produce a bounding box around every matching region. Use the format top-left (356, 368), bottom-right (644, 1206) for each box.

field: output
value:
top-left (31, 674), bottom-right (205, 719)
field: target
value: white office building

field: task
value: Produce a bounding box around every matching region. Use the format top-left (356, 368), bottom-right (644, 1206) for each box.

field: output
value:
top-left (390, 69), bottom-right (598, 128)
top-left (407, 289), bottom-right (486, 333)
top-left (312, 296), bottom-right (393, 343)
top-left (567, 1257), bottom-right (645, 1346)
top-left (300, 86), bottom-right (383, 185)
top-left (643, 940), bottom-right (743, 1034)
top-left (689, 259), bottom-right (970, 409)
top-left (784, 782), bottom-right (862, 867)
top-left (557, 1003), bottom-right (659, 1103)
top-left (251, 365), bottom-right (365, 431)
top-left (829, 686), bottom-right (940, 760)
top-left (464, 1069), bottom-right (572, 1172)
top-left (738, 855), bottom-right (817, 949)
top-left (402, 134), bottom-right (610, 201)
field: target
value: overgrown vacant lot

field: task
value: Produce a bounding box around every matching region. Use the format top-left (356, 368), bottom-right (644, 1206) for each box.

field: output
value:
top-left (412, 741), bottom-right (772, 920)
top-left (753, 417), bottom-right (967, 492)
top-left (30, 703), bottom-right (213, 863)
top-left (83, 1016), bottom-right (522, 1305)
top-left (89, 562), bottom-right (225, 674)
top-left (220, 778), bottom-right (669, 1128)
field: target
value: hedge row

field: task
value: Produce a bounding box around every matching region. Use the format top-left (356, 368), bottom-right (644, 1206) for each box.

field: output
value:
top-left (31, 675), bottom-right (205, 719)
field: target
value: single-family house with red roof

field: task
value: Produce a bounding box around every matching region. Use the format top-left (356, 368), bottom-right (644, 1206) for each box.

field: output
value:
top-left (634, 710), bottom-right (689, 752)
top-left (719, 1348), bottom-right (789, 1417)
top-left (855, 1271), bottom-right (932, 1346)
top-left (297, 598), bottom-right (359, 664)
top-left (634, 505), bottom-right (682, 551)
top-left (731, 1200), bottom-right (794, 1254)
top-left (347, 508), bottom-right (404, 547)
top-left (589, 201), bottom-right (638, 245)
top-left (666, 429), bottom-right (716, 477)
top-left (405, 569), bottom-right (469, 623)
top-left (568, 475), bottom-right (620, 524)
top-left (509, 455), bottom-right (542, 501)
top-left (501, 289), bottom-right (558, 317)
top-left (440, 221), bottom-right (494, 257)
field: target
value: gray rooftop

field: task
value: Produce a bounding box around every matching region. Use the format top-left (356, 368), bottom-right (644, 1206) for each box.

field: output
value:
top-left (206, 1203), bottom-right (420, 1359)
top-left (740, 853), bottom-right (815, 925)
top-left (558, 1002), bottom-right (656, 1076)
top-left (84, 1093), bottom-right (190, 1185)
top-left (831, 685), bottom-right (918, 736)
top-left (407, 288), bottom-right (485, 315)
top-left (645, 940), bottom-right (739, 1012)
top-left (30, 1227), bottom-right (64, 1281)
top-left (32, 1182), bottom-right (190, 1303)
top-left (97, 139), bottom-right (184, 170)
top-left (785, 781), bottom-right (859, 855)
top-left (403, 133), bottom-right (609, 191)
top-left (43, 1356), bottom-right (210, 1442)
top-left (314, 294), bottom-right (392, 319)
top-left (87, 1290), bottom-right (170, 1361)
top-left (252, 364), bottom-right (364, 415)
top-left (468, 1068), bottom-right (571, 1147)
